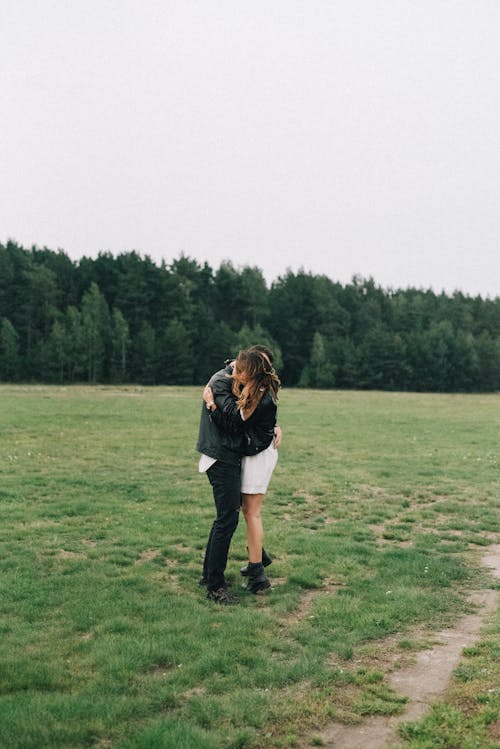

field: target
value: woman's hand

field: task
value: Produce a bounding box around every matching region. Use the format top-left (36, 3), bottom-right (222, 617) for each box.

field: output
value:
top-left (273, 425), bottom-right (282, 449)
top-left (203, 384), bottom-right (215, 407)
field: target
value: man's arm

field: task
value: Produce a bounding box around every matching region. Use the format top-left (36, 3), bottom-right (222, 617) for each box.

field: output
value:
top-left (203, 381), bottom-right (246, 433)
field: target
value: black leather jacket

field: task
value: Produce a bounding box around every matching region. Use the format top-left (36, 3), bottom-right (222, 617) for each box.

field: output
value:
top-left (241, 392), bottom-right (277, 456)
top-left (195, 366), bottom-right (246, 465)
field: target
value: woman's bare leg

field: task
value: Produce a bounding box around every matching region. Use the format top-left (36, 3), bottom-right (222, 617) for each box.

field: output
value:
top-left (241, 493), bottom-right (265, 563)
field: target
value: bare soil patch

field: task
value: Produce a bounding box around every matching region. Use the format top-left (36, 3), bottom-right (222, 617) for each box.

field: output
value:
top-left (57, 549), bottom-right (87, 560)
top-left (284, 580), bottom-right (347, 625)
top-left (135, 548), bottom-right (161, 564)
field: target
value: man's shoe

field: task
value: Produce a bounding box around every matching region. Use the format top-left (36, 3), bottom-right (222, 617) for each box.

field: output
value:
top-left (206, 587), bottom-right (239, 605)
top-left (246, 562), bottom-right (271, 594)
top-left (240, 548), bottom-right (273, 576)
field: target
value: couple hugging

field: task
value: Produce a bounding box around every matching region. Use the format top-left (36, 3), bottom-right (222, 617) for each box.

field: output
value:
top-left (196, 345), bottom-right (282, 605)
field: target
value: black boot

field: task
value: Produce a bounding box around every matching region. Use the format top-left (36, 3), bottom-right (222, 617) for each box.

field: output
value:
top-left (240, 547), bottom-right (272, 576)
top-left (246, 562), bottom-right (271, 594)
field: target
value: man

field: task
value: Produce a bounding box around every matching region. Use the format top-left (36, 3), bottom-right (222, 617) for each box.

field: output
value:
top-left (196, 345), bottom-right (281, 605)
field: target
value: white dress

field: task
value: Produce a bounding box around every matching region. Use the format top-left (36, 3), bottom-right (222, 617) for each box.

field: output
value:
top-left (241, 443), bottom-right (278, 494)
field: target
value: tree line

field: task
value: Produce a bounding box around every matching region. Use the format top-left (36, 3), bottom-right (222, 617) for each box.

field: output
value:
top-left (1, 240), bottom-right (499, 391)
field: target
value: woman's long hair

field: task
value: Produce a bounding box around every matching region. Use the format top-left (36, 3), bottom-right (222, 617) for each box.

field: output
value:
top-left (232, 349), bottom-right (281, 412)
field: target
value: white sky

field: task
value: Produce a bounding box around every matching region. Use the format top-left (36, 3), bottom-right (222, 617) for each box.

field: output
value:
top-left (1, 1), bottom-right (499, 297)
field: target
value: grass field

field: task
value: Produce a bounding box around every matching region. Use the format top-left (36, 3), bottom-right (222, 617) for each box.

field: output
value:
top-left (0, 385), bottom-right (498, 749)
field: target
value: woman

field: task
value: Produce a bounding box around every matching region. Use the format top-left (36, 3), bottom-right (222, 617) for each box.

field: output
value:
top-left (203, 348), bottom-right (281, 593)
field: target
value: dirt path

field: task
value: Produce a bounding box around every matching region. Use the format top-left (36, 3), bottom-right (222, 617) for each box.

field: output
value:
top-left (299, 545), bottom-right (500, 749)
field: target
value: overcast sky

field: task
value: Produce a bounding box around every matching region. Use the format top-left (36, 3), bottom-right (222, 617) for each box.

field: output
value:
top-left (1, 1), bottom-right (499, 297)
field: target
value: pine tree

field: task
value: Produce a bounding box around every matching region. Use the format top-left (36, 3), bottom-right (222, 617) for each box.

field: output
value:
top-left (0, 318), bottom-right (21, 381)
top-left (65, 306), bottom-right (86, 382)
top-left (299, 332), bottom-right (336, 388)
top-left (40, 318), bottom-right (69, 382)
top-left (110, 308), bottom-right (130, 382)
top-left (131, 321), bottom-right (157, 384)
top-left (156, 319), bottom-right (193, 384)
top-left (81, 283), bottom-right (111, 383)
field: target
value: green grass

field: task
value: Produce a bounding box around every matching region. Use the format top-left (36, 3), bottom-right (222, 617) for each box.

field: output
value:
top-left (0, 385), bottom-right (498, 748)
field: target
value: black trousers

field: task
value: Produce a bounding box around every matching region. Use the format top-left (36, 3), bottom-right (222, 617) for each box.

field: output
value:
top-left (203, 460), bottom-right (241, 591)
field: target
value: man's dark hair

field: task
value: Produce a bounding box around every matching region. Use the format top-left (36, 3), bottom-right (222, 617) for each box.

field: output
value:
top-left (246, 344), bottom-right (274, 364)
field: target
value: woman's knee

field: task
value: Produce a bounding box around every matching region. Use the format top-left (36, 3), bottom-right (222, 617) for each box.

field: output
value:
top-left (242, 495), bottom-right (264, 520)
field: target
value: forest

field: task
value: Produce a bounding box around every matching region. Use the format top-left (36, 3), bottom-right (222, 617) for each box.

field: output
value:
top-left (0, 240), bottom-right (499, 391)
